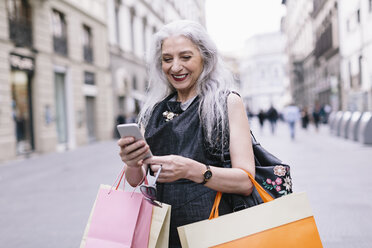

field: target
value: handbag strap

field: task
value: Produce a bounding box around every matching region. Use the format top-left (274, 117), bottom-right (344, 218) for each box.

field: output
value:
top-left (208, 169), bottom-right (274, 220)
top-left (250, 130), bottom-right (259, 145)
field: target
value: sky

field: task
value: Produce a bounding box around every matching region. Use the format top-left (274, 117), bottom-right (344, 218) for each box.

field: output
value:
top-left (205, 0), bottom-right (286, 55)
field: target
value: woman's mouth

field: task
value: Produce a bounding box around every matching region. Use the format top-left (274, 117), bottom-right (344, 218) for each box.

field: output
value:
top-left (172, 74), bottom-right (188, 82)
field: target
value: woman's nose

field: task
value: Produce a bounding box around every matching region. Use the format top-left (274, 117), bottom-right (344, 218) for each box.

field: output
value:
top-left (171, 60), bottom-right (182, 72)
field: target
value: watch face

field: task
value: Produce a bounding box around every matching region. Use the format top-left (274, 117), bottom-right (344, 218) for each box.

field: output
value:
top-left (204, 170), bottom-right (212, 180)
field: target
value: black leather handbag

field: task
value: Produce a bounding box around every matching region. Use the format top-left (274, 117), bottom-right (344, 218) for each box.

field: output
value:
top-left (230, 131), bottom-right (293, 211)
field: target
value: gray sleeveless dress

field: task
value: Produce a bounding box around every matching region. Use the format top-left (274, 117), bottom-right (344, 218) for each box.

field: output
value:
top-left (145, 93), bottom-right (233, 247)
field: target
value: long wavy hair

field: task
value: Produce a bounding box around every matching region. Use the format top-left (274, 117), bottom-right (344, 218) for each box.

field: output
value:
top-left (138, 20), bottom-right (236, 151)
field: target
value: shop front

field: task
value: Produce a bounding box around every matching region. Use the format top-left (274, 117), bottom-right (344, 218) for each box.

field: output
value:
top-left (9, 53), bottom-right (35, 155)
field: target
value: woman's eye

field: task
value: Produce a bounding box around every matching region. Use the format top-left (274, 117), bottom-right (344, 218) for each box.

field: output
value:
top-left (182, 56), bottom-right (191, 60)
top-left (163, 58), bottom-right (172, 62)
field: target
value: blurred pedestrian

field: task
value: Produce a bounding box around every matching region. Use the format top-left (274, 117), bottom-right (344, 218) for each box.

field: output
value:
top-left (301, 106), bottom-right (310, 129)
top-left (114, 112), bottom-right (126, 138)
top-left (319, 105), bottom-right (326, 124)
top-left (257, 109), bottom-right (266, 132)
top-left (283, 103), bottom-right (301, 140)
top-left (322, 104), bottom-right (332, 123)
top-left (117, 20), bottom-right (255, 247)
top-left (312, 102), bottom-right (321, 131)
top-left (245, 106), bottom-right (254, 125)
top-left (266, 105), bottom-right (279, 134)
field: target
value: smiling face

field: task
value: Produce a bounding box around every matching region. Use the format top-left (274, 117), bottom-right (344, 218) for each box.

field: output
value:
top-left (161, 35), bottom-right (204, 99)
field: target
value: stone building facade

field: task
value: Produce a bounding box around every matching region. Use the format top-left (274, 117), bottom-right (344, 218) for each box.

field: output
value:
top-left (338, 0), bottom-right (372, 111)
top-left (283, 0), bottom-right (341, 111)
top-left (0, 0), bottom-right (206, 162)
top-left (0, 0), bottom-right (112, 162)
top-left (311, 0), bottom-right (341, 111)
top-left (282, 0), bottom-right (314, 108)
top-left (283, 0), bottom-right (372, 113)
top-left (239, 32), bottom-right (290, 113)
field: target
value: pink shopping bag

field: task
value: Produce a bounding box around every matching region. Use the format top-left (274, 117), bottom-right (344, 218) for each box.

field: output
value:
top-left (81, 169), bottom-right (153, 248)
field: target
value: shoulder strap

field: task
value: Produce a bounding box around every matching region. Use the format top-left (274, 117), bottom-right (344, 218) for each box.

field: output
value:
top-left (250, 130), bottom-right (259, 145)
top-left (228, 91), bottom-right (258, 146)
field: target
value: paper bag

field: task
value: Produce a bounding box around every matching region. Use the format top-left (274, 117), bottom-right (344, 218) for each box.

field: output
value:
top-left (148, 202), bottom-right (171, 248)
top-left (80, 184), bottom-right (153, 248)
top-left (178, 171), bottom-right (322, 248)
top-left (178, 192), bottom-right (322, 247)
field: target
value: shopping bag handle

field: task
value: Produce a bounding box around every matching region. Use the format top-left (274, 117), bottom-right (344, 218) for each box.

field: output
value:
top-left (209, 169), bottom-right (274, 219)
top-left (112, 166), bottom-right (149, 191)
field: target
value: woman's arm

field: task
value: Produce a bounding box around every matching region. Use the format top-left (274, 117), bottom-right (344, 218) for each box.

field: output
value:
top-left (144, 93), bottom-right (255, 196)
top-left (118, 126), bottom-right (149, 187)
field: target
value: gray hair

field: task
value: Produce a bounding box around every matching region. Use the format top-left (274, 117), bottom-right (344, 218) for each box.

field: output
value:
top-left (139, 20), bottom-right (236, 150)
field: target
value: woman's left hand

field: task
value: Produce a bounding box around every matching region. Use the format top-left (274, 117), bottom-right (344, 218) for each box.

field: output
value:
top-left (143, 155), bottom-right (191, 183)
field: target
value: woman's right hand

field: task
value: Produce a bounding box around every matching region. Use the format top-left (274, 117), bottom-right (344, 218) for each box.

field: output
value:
top-left (118, 137), bottom-right (150, 168)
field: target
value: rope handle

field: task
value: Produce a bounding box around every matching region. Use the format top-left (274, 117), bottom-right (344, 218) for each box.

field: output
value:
top-left (109, 166), bottom-right (149, 193)
top-left (208, 169), bottom-right (274, 220)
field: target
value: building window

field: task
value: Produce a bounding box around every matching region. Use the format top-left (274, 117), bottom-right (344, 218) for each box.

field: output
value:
top-left (132, 75), bottom-right (137, 90)
top-left (114, 0), bottom-right (121, 45)
top-left (83, 25), bottom-right (93, 63)
top-left (6, 0), bottom-right (33, 47)
top-left (130, 8), bottom-right (135, 52)
top-left (84, 71), bottom-right (95, 85)
top-left (358, 55), bottom-right (363, 86)
top-left (52, 9), bottom-right (68, 56)
top-left (357, 9), bottom-right (360, 23)
top-left (314, 24), bottom-right (333, 58)
top-left (348, 61), bottom-right (352, 88)
top-left (142, 17), bottom-right (147, 55)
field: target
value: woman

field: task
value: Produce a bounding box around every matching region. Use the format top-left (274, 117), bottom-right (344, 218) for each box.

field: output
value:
top-left (118, 20), bottom-right (255, 247)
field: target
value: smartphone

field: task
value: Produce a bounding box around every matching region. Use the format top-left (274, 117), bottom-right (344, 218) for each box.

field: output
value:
top-left (117, 123), bottom-right (152, 159)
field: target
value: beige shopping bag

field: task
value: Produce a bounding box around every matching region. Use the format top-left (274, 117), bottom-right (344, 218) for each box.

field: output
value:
top-left (178, 171), bottom-right (322, 248)
top-left (178, 192), bottom-right (322, 248)
top-left (148, 203), bottom-right (171, 248)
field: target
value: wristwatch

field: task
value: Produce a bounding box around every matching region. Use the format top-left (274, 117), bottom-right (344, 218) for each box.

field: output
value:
top-left (201, 165), bottom-right (212, 185)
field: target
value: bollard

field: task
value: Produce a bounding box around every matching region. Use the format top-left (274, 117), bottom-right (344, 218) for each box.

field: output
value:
top-left (332, 111), bottom-right (344, 136)
top-left (340, 111), bottom-right (352, 138)
top-left (348, 111), bottom-right (362, 141)
top-left (358, 112), bottom-right (372, 144)
top-left (328, 112), bottom-right (336, 133)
